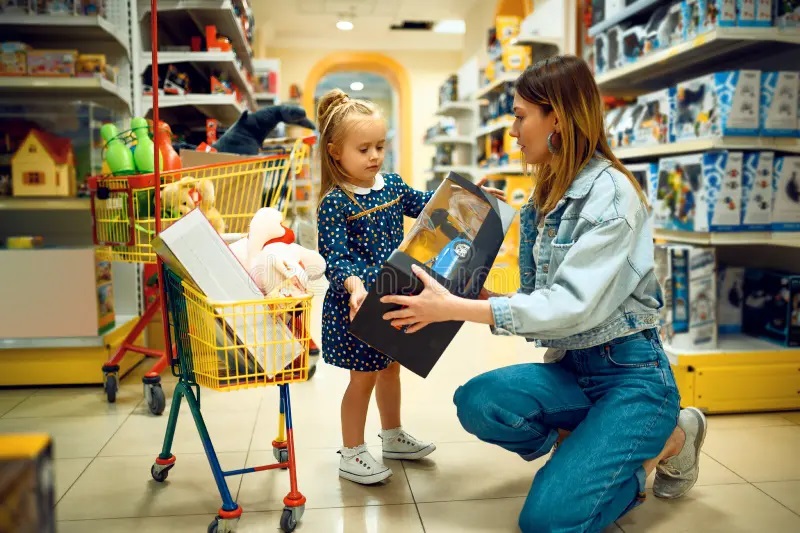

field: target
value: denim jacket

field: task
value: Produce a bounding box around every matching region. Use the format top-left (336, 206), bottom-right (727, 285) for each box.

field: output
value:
top-left (489, 156), bottom-right (663, 353)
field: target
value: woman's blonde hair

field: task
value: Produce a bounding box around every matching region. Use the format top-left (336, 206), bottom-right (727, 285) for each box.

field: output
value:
top-left (515, 55), bottom-right (646, 215)
top-left (316, 88), bottom-right (383, 207)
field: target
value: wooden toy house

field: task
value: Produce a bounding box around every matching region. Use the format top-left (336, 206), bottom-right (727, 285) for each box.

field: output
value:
top-left (11, 129), bottom-right (76, 197)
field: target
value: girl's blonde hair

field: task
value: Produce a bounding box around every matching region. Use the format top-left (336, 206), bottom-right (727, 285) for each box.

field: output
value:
top-left (316, 88), bottom-right (383, 207)
top-left (515, 55), bottom-right (646, 215)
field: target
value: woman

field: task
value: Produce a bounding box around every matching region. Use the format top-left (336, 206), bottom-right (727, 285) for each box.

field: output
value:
top-left (380, 55), bottom-right (708, 533)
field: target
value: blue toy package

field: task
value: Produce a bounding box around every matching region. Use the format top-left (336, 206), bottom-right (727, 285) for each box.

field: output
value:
top-left (772, 155), bottom-right (800, 231)
top-left (627, 162), bottom-right (659, 208)
top-left (718, 264), bottom-right (745, 334)
top-left (671, 248), bottom-right (691, 334)
top-left (675, 70), bottom-right (761, 140)
top-left (737, 0), bottom-right (774, 26)
top-left (743, 268), bottom-right (800, 347)
top-left (655, 151), bottom-right (743, 232)
top-left (682, 0), bottom-right (704, 40)
top-left (633, 88), bottom-right (676, 146)
top-left (667, 245), bottom-right (718, 348)
top-left (741, 151), bottom-right (775, 231)
top-left (775, 0), bottom-right (800, 28)
top-left (760, 71), bottom-right (800, 137)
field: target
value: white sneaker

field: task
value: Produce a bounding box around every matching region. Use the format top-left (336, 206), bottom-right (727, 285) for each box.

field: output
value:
top-left (380, 428), bottom-right (436, 460)
top-left (338, 444), bottom-right (393, 485)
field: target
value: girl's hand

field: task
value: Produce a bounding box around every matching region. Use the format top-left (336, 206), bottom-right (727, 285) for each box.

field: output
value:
top-left (349, 286), bottom-right (368, 321)
top-left (476, 176), bottom-right (507, 202)
top-left (380, 265), bottom-right (456, 334)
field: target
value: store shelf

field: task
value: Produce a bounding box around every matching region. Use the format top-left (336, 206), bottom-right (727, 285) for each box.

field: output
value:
top-left (0, 314), bottom-right (137, 350)
top-left (0, 197), bottom-right (90, 211)
top-left (425, 135), bottom-right (475, 146)
top-left (653, 229), bottom-right (800, 248)
top-left (481, 164), bottom-right (525, 176)
top-left (139, 0), bottom-right (254, 73)
top-left (0, 14), bottom-right (129, 56)
top-left (141, 51), bottom-right (255, 104)
top-left (143, 93), bottom-right (245, 124)
top-left (255, 92), bottom-right (278, 101)
top-left (615, 137), bottom-right (800, 159)
top-left (596, 27), bottom-right (800, 93)
top-left (512, 33), bottom-right (563, 49)
top-left (474, 73), bottom-right (518, 100)
top-left (475, 117), bottom-right (515, 138)
top-left (436, 101), bottom-right (475, 115)
top-left (665, 334), bottom-right (798, 364)
top-left (0, 77), bottom-right (131, 110)
top-left (431, 165), bottom-right (478, 176)
top-left (588, 0), bottom-right (662, 37)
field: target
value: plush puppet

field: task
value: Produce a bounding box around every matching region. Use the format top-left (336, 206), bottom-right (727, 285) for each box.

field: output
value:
top-left (160, 176), bottom-right (225, 233)
top-left (212, 105), bottom-right (316, 156)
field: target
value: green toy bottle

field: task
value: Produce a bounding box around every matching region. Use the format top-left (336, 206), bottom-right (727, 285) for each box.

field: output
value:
top-left (101, 123), bottom-right (136, 176)
top-left (131, 117), bottom-right (162, 173)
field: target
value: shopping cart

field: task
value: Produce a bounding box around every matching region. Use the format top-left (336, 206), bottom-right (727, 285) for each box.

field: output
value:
top-left (151, 264), bottom-right (310, 533)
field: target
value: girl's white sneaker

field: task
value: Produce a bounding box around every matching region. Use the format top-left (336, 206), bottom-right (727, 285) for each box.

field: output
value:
top-left (338, 444), bottom-right (393, 485)
top-left (380, 428), bottom-right (436, 460)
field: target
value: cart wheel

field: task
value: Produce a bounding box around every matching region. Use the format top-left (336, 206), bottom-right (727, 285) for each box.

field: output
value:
top-left (104, 373), bottom-right (117, 404)
top-left (150, 462), bottom-right (173, 482)
top-left (307, 362), bottom-right (317, 380)
top-left (280, 507), bottom-right (299, 533)
top-left (147, 384), bottom-right (166, 415)
top-left (273, 446), bottom-right (289, 468)
top-left (208, 516), bottom-right (237, 533)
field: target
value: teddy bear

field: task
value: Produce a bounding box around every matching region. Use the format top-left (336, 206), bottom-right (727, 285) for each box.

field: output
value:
top-left (160, 175), bottom-right (225, 233)
top-left (229, 207), bottom-right (325, 297)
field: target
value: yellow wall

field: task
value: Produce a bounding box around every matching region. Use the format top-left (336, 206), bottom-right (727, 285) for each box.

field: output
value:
top-left (264, 47), bottom-right (462, 191)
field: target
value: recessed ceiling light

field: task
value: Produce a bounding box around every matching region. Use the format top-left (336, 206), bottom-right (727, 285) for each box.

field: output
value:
top-left (433, 19), bottom-right (466, 34)
top-left (350, 81), bottom-right (364, 91)
top-left (336, 19), bottom-right (354, 31)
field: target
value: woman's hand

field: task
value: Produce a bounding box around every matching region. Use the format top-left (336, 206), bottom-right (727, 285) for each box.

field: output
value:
top-left (380, 265), bottom-right (457, 334)
top-left (476, 176), bottom-right (507, 202)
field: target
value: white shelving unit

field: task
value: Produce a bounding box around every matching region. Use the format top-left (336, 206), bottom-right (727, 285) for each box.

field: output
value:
top-left (654, 229), bottom-right (800, 249)
top-left (616, 137), bottom-right (800, 159)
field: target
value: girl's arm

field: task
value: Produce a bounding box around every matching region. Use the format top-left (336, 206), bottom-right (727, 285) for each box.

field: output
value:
top-left (393, 174), bottom-right (433, 219)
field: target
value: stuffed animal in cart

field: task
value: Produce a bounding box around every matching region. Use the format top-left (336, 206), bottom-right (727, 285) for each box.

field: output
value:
top-left (212, 105), bottom-right (316, 156)
top-left (160, 176), bottom-right (225, 233)
top-left (229, 207), bottom-right (325, 297)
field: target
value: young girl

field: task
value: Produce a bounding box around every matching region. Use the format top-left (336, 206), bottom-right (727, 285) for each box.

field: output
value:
top-left (316, 89), bottom-right (503, 485)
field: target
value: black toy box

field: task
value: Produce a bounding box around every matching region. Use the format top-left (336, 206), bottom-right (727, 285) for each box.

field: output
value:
top-left (742, 268), bottom-right (800, 347)
top-left (349, 171), bottom-right (517, 378)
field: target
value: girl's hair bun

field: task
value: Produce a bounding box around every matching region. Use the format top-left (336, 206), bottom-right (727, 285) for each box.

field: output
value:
top-left (317, 89), bottom-right (350, 129)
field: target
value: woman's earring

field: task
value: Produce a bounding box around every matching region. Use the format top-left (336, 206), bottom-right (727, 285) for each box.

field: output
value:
top-left (546, 131), bottom-right (560, 154)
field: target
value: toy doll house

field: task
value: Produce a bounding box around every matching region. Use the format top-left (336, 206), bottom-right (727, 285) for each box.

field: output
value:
top-left (11, 129), bottom-right (76, 197)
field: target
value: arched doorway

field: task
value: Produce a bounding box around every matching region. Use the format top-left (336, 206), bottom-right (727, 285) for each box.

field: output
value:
top-left (302, 52), bottom-right (412, 183)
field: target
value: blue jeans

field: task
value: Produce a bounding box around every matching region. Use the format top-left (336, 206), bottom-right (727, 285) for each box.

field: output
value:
top-left (453, 329), bottom-right (680, 533)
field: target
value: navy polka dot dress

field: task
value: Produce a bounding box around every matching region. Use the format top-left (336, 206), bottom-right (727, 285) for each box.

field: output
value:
top-left (317, 173), bottom-right (433, 372)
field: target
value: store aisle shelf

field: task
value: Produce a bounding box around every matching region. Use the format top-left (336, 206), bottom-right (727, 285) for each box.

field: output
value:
top-left (425, 135), bottom-right (475, 146)
top-left (138, 0), bottom-right (254, 72)
top-left (475, 117), bottom-right (515, 139)
top-left (615, 137), bottom-right (800, 159)
top-left (142, 93), bottom-right (245, 124)
top-left (0, 14), bottom-right (129, 55)
top-left (0, 77), bottom-right (131, 110)
top-left (0, 314), bottom-right (138, 350)
top-left (255, 92), bottom-right (278, 101)
top-left (512, 33), bottom-right (563, 50)
top-left (588, 0), bottom-right (662, 37)
top-left (436, 101), bottom-right (476, 115)
top-left (481, 164), bottom-right (525, 176)
top-left (0, 197), bottom-right (90, 211)
top-left (431, 165), bottom-right (479, 176)
top-left (654, 229), bottom-right (800, 248)
top-left (474, 73), bottom-right (518, 100)
top-left (596, 27), bottom-right (800, 93)
top-left (140, 51), bottom-right (255, 105)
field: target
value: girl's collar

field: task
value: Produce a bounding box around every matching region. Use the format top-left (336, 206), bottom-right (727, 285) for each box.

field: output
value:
top-left (342, 173), bottom-right (385, 195)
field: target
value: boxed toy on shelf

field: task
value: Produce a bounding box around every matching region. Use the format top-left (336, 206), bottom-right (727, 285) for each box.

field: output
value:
top-left (741, 150), bottom-right (775, 230)
top-left (775, 0), bottom-right (800, 28)
top-left (736, 0), bottom-right (774, 26)
top-left (633, 87), bottom-right (676, 146)
top-left (654, 151), bottom-right (743, 233)
top-left (772, 155), bottom-right (800, 231)
top-left (718, 264), bottom-right (745, 334)
top-left (743, 268), bottom-right (800, 347)
top-left (627, 161), bottom-right (658, 208)
top-left (760, 71), bottom-right (799, 137)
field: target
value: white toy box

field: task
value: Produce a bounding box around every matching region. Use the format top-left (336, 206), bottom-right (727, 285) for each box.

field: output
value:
top-left (708, 0), bottom-right (738, 28)
top-left (760, 71), bottom-right (799, 137)
top-left (737, 0), bottom-right (774, 26)
top-left (674, 70), bottom-right (761, 140)
top-left (772, 155), bottom-right (800, 231)
top-left (633, 88), bottom-right (676, 146)
top-left (741, 151), bottom-right (775, 231)
top-left (627, 162), bottom-right (659, 207)
top-left (775, 0), bottom-right (800, 28)
top-left (717, 265), bottom-right (745, 334)
top-left (655, 151), bottom-right (743, 232)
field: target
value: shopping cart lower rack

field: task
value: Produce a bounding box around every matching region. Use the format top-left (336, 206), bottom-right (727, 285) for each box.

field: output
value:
top-left (152, 264), bottom-right (312, 533)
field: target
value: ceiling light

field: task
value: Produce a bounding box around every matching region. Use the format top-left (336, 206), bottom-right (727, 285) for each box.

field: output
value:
top-left (350, 81), bottom-right (364, 91)
top-left (433, 19), bottom-right (466, 34)
top-left (336, 19), bottom-right (354, 31)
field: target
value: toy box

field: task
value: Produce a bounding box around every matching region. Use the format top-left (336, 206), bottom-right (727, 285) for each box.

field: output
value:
top-left (674, 70), bottom-right (761, 140)
top-left (760, 71), bottom-right (799, 137)
top-left (741, 151), bottom-right (775, 230)
top-left (0, 434), bottom-right (55, 533)
top-left (775, 0), bottom-right (800, 28)
top-left (606, 24), bottom-right (627, 71)
top-left (26, 49), bottom-right (77, 77)
top-left (0, 42), bottom-right (28, 76)
top-left (627, 161), bottom-right (659, 208)
top-left (499, 44), bottom-right (531, 75)
top-left (612, 103), bottom-right (646, 148)
top-left (706, 0), bottom-right (738, 28)
top-left (718, 265), bottom-right (745, 333)
top-left (349, 172), bottom-right (517, 378)
top-left (655, 151), bottom-right (743, 232)
top-left (772, 155), bottom-right (800, 231)
top-left (743, 268), bottom-right (800, 347)
top-left (737, 0), bottom-right (774, 26)
top-left (593, 31), bottom-right (610, 74)
top-left (495, 15), bottom-right (521, 44)
top-left (633, 88), bottom-right (676, 146)
top-left (682, 0), bottom-right (706, 40)
top-left (654, 2), bottom-right (686, 49)
top-left (653, 244), bottom-right (718, 349)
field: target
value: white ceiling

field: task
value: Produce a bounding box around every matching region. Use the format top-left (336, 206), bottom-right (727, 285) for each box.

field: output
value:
top-left (253, 0), bottom-right (480, 51)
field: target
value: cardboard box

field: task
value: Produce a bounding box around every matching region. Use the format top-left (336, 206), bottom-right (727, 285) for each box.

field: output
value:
top-left (737, 0), bottom-right (773, 26)
top-left (707, 0), bottom-right (738, 28)
top-left (627, 162), bottom-right (659, 211)
top-left (655, 151), bottom-right (743, 232)
top-left (775, 0), bottom-right (800, 28)
top-left (633, 88), bottom-right (676, 146)
top-left (741, 151), bottom-right (774, 230)
top-left (772, 155), bottom-right (800, 231)
top-left (0, 434), bottom-right (55, 533)
top-left (760, 71), bottom-right (799, 137)
top-left (675, 71), bottom-right (761, 140)
top-left (718, 265), bottom-right (745, 334)
top-left (743, 268), bottom-right (800, 347)
top-left (349, 172), bottom-right (517, 378)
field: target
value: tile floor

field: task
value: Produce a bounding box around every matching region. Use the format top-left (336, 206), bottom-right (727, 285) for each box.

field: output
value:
top-left (3, 291), bottom-right (800, 532)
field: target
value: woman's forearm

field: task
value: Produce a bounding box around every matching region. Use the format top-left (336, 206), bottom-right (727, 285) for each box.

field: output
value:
top-left (450, 297), bottom-right (495, 326)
